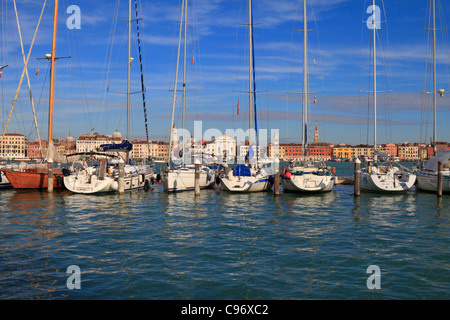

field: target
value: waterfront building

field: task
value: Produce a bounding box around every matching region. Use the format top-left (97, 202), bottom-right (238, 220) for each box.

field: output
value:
top-left (307, 142), bottom-right (333, 160)
top-left (398, 143), bottom-right (419, 161)
top-left (203, 134), bottom-right (236, 162)
top-left (76, 131), bottom-right (122, 153)
top-left (0, 133), bottom-right (27, 159)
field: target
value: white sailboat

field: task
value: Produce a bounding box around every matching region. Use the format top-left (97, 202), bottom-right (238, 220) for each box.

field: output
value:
top-left (63, 0), bottom-right (154, 194)
top-left (360, 0), bottom-right (416, 192)
top-left (416, 0), bottom-right (450, 193)
top-left (282, 0), bottom-right (334, 193)
top-left (161, 0), bottom-right (216, 192)
top-left (219, 0), bottom-right (274, 193)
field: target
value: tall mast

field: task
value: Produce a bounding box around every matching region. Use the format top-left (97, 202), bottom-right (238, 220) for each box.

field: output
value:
top-left (373, 0), bottom-right (377, 155)
top-left (248, 0), bottom-right (253, 150)
top-left (167, 0), bottom-right (185, 163)
top-left (182, 0), bottom-right (187, 165)
top-left (302, 0), bottom-right (307, 158)
top-left (432, 0), bottom-right (437, 156)
top-left (48, 0), bottom-right (58, 145)
top-left (127, 0), bottom-right (131, 141)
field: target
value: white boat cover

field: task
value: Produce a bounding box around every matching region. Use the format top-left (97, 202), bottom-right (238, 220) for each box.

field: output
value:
top-left (424, 151), bottom-right (450, 170)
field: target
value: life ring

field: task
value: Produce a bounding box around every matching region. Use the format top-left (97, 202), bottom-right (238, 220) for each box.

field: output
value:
top-left (332, 167), bottom-right (336, 175)
top-left (281, 167), bottom-right (287, 176)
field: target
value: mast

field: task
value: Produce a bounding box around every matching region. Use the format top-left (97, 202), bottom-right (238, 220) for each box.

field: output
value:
top-left (127, 0), bottom-right (131, 141)
top-left (302, 0), bottom-right (307, 159)
top-left (248, 0), bottom-right (253, 151)
top-left (168, 0), bottom-right (185, 163)
top-left (47, 0), bottom-right (58, 192)
top-left (373, 0), bottom-right (377, 157)
top-left (182, 0), bottom-right (187, 166)
top-left (432, 0), bottom-right (437, 156)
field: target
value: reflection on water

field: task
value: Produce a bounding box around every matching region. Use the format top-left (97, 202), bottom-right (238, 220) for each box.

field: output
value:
top-left (0, 183), bottom-right (449, 299)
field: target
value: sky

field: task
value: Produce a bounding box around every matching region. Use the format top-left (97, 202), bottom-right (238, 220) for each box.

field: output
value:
top-left (1, 0), bottom-right (449, 146)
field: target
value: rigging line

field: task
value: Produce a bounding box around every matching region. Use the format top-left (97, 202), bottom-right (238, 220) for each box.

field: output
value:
top-left (2, 0), bottom-right (46, 137)
top-left (30, 63), bottom-right (50, 141)
top-left (13, 0), bottom-right (46, 157)
top-left (100, 0), bottom-right (121, 134)
top-left (134, 0), bottom-right (150, 156)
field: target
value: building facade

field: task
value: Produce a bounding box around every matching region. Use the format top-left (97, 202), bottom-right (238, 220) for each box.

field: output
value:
top-left (0, 133), bottom-right (27, 159)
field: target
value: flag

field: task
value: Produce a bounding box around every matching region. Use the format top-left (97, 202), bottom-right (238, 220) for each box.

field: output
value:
top-left (237, 100), bottom-right (239, 115)
top-left (191, 51), bottom-right (194, 64)
top-left (0, 71), bottom-right (2, 78)
top-left (247, 145), bottom-right (254, 159)
top-left (36, 68), bottom-right (39, 76)
top-left (313, 96), bottom-right (316, 105)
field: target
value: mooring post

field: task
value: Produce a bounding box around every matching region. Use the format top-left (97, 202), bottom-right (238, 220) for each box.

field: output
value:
top-left (195, 162), bottom-right (200, 196)
top-left (118, 158), bottom-right (125, 194)
top-left (354, 158), bottom-right (361, 197)
top-left (274, 158), bottom-right (279, 197)
top-left (47, 158), bottom-right (54, 193)
top-left (437, 161), bottom-right (443, 197)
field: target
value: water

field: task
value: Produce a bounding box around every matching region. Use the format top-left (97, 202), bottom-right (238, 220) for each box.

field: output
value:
top-left (0, 162), bottom-right (449, 300)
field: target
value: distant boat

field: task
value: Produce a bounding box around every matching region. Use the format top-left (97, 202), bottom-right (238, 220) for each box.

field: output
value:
top-left (220, 0), bottom-right (274, 193)
top-left (3, 0), bottom-right (66, 191)
top-left (416, 0), bottom-right (450, 193)
top-left (359, 0), bottom-right (415, 193)
top-left (63, 0), bottom-right (154, 194)
top-left (281, 0), bottom-right (334, 193)
top-left (161, 0), bottom-right (216, 192)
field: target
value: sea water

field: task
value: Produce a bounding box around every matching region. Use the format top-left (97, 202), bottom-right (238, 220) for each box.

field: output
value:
top-left (0, 162), bottom-right (448, 300)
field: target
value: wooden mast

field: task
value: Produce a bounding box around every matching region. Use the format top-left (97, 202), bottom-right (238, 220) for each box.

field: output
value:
top-left (48, 0), bottom-right (59, 192)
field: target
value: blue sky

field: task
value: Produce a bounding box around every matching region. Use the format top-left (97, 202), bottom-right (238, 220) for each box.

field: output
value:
top-left (1, 0), bottom-right (449, 145)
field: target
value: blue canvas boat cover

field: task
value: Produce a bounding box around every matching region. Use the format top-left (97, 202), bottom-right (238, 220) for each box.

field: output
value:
top-left (233, 164), bottom-right (252, 177)
top-left (100, 140), bottom-right (133, 152)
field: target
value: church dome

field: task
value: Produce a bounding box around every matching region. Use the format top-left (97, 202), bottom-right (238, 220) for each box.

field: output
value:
top-left (112, 129), bottom-right (122, 139)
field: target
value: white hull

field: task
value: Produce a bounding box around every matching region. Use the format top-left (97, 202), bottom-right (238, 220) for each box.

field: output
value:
top-left (282, 164), bottom-right (334, 193)
top-left (0, 171), bottom-right (11, 188)
top-left (64, 164), bottom-right (154, 194)
top-left (360, 168), bottom-right (416, 192)
top-left (282, 173), bottom-right (334, 193)
top-left (161, 165), bottom-right (216, 192)
top-left (416, 172), bottom-right (450, 193)
top-left (220, 174), bottom-right (271, 193)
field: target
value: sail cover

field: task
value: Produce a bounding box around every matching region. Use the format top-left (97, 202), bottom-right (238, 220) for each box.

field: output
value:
top-left (100, 140), bottom-right (133, 152)
top-left (233, 164), bottom-right (252, 177)
top-left (423, 151), bottom-right (450, 171)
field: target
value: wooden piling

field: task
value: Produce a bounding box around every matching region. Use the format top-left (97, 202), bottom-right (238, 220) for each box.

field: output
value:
top-left (195, 163), bottom-right (200, 196)
top-left (437, 161), bottom-right (443, 197)
top-left (274, 158), bottom-right (279, 197)
top-left (354, 158), bottom-right (361, 197)
top-left (118, 160), bottom-right (125, 194)
top-left (47, 159), bottom-right (54, 193)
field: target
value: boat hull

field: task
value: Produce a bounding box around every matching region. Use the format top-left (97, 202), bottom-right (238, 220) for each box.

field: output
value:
top-left (2, 168), bottom-right (65, 190)
top-left (416, 172), bottom-right (450, 193)
top-left (282, 173), bottom-right (334, 193)
top-left (360, 171), bottom-right (416, 192)
top-left (220, 175), bottom-right (272, 192)
top-left (0, 171), bottom-right (11, 188)
top-left (161, 166), bottom-right (216, 192)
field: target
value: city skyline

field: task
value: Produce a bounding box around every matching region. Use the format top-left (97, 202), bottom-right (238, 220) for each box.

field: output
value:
top-left (0, 0), bottom-right (449, 146)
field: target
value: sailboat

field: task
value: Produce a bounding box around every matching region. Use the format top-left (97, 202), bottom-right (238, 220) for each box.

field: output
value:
top-left (63, 0), bottom-right (154, 194)
top-left (281, 0), bottom-right (334, 193)
top-left (219, 0), bottom-right (274, 193)
top-left (359, 0), bottom-right (416, 192)
top-left (2, 0), bottom-right (67, 191)
top-left (416, 0), bottom-right (450, 193)
top-left (161, 0), bottom-right (216, 192)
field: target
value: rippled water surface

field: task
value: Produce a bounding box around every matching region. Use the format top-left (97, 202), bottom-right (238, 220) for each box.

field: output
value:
top-left (0, 162), bottom-right (449, 300)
